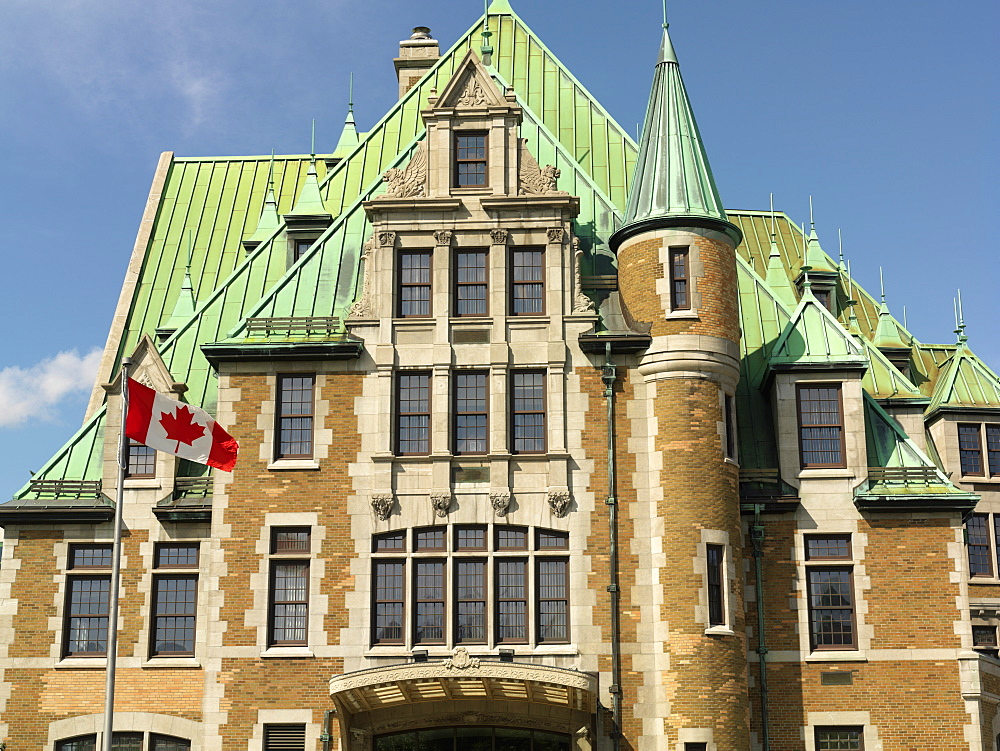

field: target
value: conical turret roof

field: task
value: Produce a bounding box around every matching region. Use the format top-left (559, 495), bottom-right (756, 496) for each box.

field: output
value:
top-left (612, 24), bottom-right (736, 248)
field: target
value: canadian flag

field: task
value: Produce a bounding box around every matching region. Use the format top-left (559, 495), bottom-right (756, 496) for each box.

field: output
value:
top-left (125, 378), bottom-right (239, 472)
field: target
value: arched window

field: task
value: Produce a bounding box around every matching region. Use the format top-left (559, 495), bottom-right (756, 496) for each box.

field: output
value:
top-left (56, 734), bottom-right (190, 751)
top-left (372, 524), bottom-right (569, 648)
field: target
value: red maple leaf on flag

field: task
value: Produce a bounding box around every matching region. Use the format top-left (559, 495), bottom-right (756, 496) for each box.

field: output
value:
top-left (159, 405), bottom-right (206, 451)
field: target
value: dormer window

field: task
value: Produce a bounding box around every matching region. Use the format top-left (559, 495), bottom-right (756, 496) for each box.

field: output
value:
top-left (454, 132), bottom-right (487, 187)
top-left (797, 384), bottom-right (845, 468)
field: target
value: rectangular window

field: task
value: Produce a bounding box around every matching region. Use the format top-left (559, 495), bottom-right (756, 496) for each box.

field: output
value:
top-left (511, 371), bottom-right (546, 453)
top-left (454, 132), bottom-right (487, 187)
top-left (264, 724), bottom-right (306, 751)
top-left (57, 735), bottom-right (191, 751)
top-left (373, 560), bottom-right (405, 644)
top-left (268, 528), bottom-right (310, 647)
top-left (397, 372), bottom-right (431, 455)
top-left (414, 527), bottom-right (446, 551)
top-left (374, 531), bottom-right (406, 552)
top-left (293, 239), bottom-right (312, 262)
top-left (510, 249), bottom-right (544, 315)
top-left (151, 543), bottom-right (199, 656)
top-left (536, 559), bottom-right (568, 642)
top-left (276, 375), bottom-right (314, 459)
top-left (669, 247), bottom-right (689, 310)
top-left (813, 288), bottom-right (832, 311)
top-left (973, 624), bottom-right (999, 658)
top-left (683, 745), bottom-right (708, 751)
top-left (453, 371), bottom-right (488, 454)
top-left (126, 440), bottom-right (155, 478)
top-left (988, 426), bottom-right (1000, 475)
top-left (724, 394), bottom-right (737, 460)
top-left (815, 727), bottom-right (863, 750)
top-left (455, 559), bottom-right (486, 643)
top-left (398, 250), bottom-right (432, 317)
top-left (797, 385), bottom-right (845, 468)
top-left (455, 250), bottom-right (488, 316)
top-left (496, 558), bottom-right (528, 643)
top-left (960, 423), bottom-right (984, 475)
top-left (967, 514), bottom-right (992, 576)
top-left (806, 535), bottom-right (856, 651)
top-left (455, 526), bottom-right (487, 551)
top-left (706, 544), bottom-right (725, 627)
top-left (414, 560), bottom-right (445, 644)
top-left (64, 544), bottom-right (112, 657)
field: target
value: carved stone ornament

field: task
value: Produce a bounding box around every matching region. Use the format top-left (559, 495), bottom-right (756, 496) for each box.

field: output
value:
top-left (380, 140), bottom-right (428, 199)
top-left (572, 237), bottom-right (595, 313)
top-left (444, 646), bottom-right (481, 670)
top-left (348, 237), bottom-right (377, 319)
top-left (430, 491), bottom-right (452, 518)
top-left (490, 489), bottom-right (511, 517)
top-left (456, 77), bottom-right (489, 107)
top-left (489, 228), bottom-right (509, 245)
top-left (547, 488), bottom-right (571, 517)
top-left (370, 492), bottom-right (394, 521)
top-left (547, 227), bottom-right (565, 244)
top-left (433, 230), bottom-right (453, 246)
top-left (350, 729), bottom-right (370, 744)
top-left (377, 231), bottom-right (397, 247)
top-left (136, 371), bottom-right (155, 388)
top-left (518, 141), bottom-right (566, 196)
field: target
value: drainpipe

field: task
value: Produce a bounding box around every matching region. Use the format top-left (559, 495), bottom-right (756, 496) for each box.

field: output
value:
top-left (751, 504), bottom-right (771, 751)
top-left (321, 708), bottom-right (334, 751)
top-left (602, 343), bottom-right (623, 750)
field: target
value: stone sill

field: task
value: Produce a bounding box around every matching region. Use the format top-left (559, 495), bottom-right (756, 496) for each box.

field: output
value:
top-left (142, 657), bottom-right (201, 669)
top-left (267, 459), bottom-right (320, 471)
top-left (803, 652), bottom-right (868, 663)
top-left (796, 468), bottom-right (856, 480)
top-left (260, 647), bottom-right (315, 659)
top-left (704, 626), bottom-right (736, 637)
top-left (364, 646), bottom-right (579, 659)
top-left (55, 658), bottom-right (107, 670)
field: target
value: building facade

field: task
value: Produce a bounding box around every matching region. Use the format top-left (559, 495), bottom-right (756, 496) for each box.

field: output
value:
top-left (3, 4), bottom-right (1000, 750)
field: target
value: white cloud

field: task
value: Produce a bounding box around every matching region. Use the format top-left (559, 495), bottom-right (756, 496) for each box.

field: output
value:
top-left (0, 349), bottom-right (102, 428)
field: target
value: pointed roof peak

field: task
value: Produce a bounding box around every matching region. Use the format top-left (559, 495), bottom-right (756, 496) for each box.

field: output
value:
top-left (486, 0), bottom-right (514, 14)
top-left (610, 21), bottom-right (739, 249)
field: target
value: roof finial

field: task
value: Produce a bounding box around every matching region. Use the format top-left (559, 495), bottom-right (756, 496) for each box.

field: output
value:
top-left (186, 230), bottom-right (193, 273)
top-left (837, 228), bottom-right (844, 269)
top-left (800, 218), bottom-right (812, 290)
top-left (481, 0), bottom-right (494, 64)
top-left (902, 305), bottom-right (907, 330)
top-left (809, 195), bottom-right (815, 233)
top-left (879, 266), bottom-right (885, 304)
top-left (957, 289), bottom-right (968, 343)
top-left (846, 259), bottom-right (860, 333)
top-left (310, 118), bottom-right (316, 160)
top-left (348, 72), bottom-right (354, 113)
top-left (662, 0), bottom-right (668, 28)
top-left (769, 192), bottom-right (776, 240)
top-left (268, 149), bottom-right (275, 191)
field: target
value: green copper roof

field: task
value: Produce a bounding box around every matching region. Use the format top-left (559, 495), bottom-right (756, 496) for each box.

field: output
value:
top-left (332, 107), bottom-right (360, 160)
top-left (767, 288), bottom-right (867, 371)
top-left (805, 227), bottom-right (839, 273)
top-left (620, 25), bottom-right (728, 229)
top-left (871, 301), bottom-right (910, 351)
top-left (286, 157), bottom-right (330, 217)
top-left (245, 174), bottom-right (281, 245)
top-left (927, 342), bottom-right (1000, 414)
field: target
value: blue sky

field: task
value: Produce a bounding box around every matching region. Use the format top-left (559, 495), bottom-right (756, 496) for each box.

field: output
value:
top-left (0, 0), bottom-right (997, 500)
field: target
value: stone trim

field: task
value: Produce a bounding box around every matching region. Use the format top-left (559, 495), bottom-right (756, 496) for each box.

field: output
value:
top-left (804, 711), bottom-right (882, 751)
top-left (48, 712), bottom-right (203, 750)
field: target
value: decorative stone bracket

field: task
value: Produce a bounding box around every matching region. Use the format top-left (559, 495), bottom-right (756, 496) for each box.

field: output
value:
top-left (370, 492), bottom-right (394, 521)
top-left (430, 491), bottom-right (452, 518)
top-left (489, 489), bottom-right (511, 517)
top-left (547, 488), bottom-right (571, 517)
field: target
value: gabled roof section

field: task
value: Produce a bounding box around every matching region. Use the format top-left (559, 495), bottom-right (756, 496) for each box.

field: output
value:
top-left (619, 25), bottom-right (728, 229)
top-left (766, 288), bottom-right (867, 372)
top-left (927, 342), bottom-right (1000, 415)
top-left (434, 50), bottom-right (508, 107)
top-left (858, 334), bottom-right (924, 401)
top-left (871, 302), bottom-right (910, 351)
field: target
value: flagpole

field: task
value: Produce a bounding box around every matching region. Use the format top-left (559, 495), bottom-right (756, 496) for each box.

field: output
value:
top-left (103, 357), bottom-right (130, 751)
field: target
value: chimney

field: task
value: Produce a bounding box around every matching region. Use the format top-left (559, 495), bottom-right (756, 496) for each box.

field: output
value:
top-left (394, 27), bottom-right (439, 99)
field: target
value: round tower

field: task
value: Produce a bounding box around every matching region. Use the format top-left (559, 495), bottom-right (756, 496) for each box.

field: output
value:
top-left (609, 23), bottom-right (749, 750)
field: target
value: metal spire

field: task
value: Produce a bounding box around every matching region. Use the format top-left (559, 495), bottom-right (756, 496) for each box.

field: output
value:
top-left (957, 289), bottom-right (968, 344)
top-left (481, 0), bottom-right (494, 65)
top-left (349, 72), bottom-right (354, 113)
top-left (846, 260), bottom-right (860, 334)
top-left (310, 118), bottom-right (316, 160)
top-left (838, 228), bottom-right (845, 269)
top-left (800, 219), bottom-right (812, 291)
top-left (879, 267), bottom-right (885, 304)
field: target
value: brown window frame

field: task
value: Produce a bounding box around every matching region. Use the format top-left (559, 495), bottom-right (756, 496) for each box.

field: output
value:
top-left (413, 526), bottom-right (447, 552)
top-left (965, 513), bottom-right (1000, 578)
top-left (275, 374), bottom-right (315, 460)
top-left (814, 726), bottom-right (864, 750)
top-left (397, 249), bottom-right (433, 317)
top-left (959, 423), bottom-right (1000, 478)
top-left (972, 624), bottom-right (999, 658)
top-left (372, 559), bottom-right (406, 645)
top-left (706, 543), bottom-right (725, 627)
top-left (536, 557), bottom-right (569, 643)
top-left (509, 247), bottom-right (545, 316)
top-left (396, 371), bottom-right (431, 455)
top-left (63, 544), bottom-right (113, 658)
top-left (724, 393), bottom-right (737, 460)
top-left (413, 559), bottom-right (446, 645)
top-left (495, 557), bottom-right (529, 644)
top-left (805, 534), bottom-right (857, 651)
top-left (453, 370), bottom-right (488, 455)
top-left (453, 131), bottom-right (488, 187)
top-left (510, 370), bottom-right (546, 454)
top-left (454, 558), bottom-right (487, 644)
top-left (669, 247), bottom-right (690, 310)
top-left (267, 527), bottom-right (311, 647)
top-left (455, 525), bottom-right (488, 551)
top-left (150, 542), bottom-right (199, 657)
top-left (126, 440), bottom-right (156, 478)
top-left (796, 384), bottom-right (846, 469)
top-left (292, 238), bottom-right (313, 263)
top-left (454, 248), bottom-right (488, 317)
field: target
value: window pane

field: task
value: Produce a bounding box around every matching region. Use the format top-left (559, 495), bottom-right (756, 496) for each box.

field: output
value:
top-left (155, 543), bottom-right (199, 568)
top-left (414, 561), bottom-right (445, 643)
top-left (808, 568), bottom-right (855, 648)
top-left (455, 251), bottom-right (487, 316)
top-left (271, 562), bottom-right (308, 644)
top-left (496, 527), bottom-right (527, 550)
top-left (277, 375), bottom-right (314, 458)
top-left (374, 561), bottom-right (404, 643)
top-left (537, 530), bottom-right (568, 549)
top-left (415, 528), bottom-right (446, 551)
top-left (706, 544), bottom-right (724, 627)
top-left (58, 736), bottom-right (96, 751)
top-left (968, 514), bottom-right (992, 576)
top-left (798, 386), bottom-right (843, 466)
top-left (127, 440), bottom-right (156, 477)
top-left (399, 252), bottom-right (432, 316)
top-left (374, 532), bottom-right (406, 552)
top-left (815, 727), bottom-right (862, 750)
top-left (455, 560), bottom-right (486, 643)
top-left (511, 250), bottom-right (543, 314)
top-left (398, 373), bottom-right (430, 454)
top-left (987, 425), bottom-right (1000, 474)
top-left (454, 372), bottom-right (488, 454)
top-left (66, 576), bottom-right (110, 654)
top-left (806, 536), bottom-right (851, 560)
top-left (273, 528), bottom-right (311, 553)
top-left (496, 559), bottom-right (527, 642)
top-left (511, 372), bottom-right (545, 453)
top-left (455, 526), bottom-right (486, 550)
top-left (670, 248), bottom-right (689, 309)
top-left (537, 559), bottom-right (568, 642)
top-left (70, 545), bottom-right (112, 569)
top-left (153, 576), bottom-right (197, 654)
top-left (112, 733), bottom-right (143, 751)
top-left (960, 424), bottom-right (984, 475)
top-left (152, 736), bottom-right (192, 751)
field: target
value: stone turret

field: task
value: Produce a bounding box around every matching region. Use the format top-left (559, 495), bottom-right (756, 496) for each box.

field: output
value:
top-left (610, 23), bottom-right (750, 749)
top-left (395, 27), bottom-right (439, 99)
